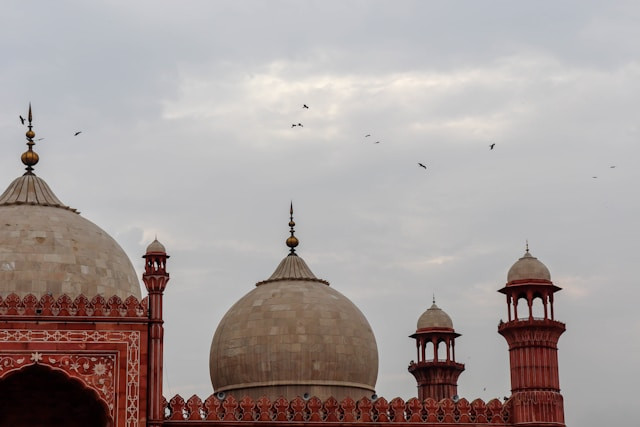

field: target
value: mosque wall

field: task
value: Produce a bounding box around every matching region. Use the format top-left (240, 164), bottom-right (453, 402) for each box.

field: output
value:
top-left (0, 292), bottom-right (150, 427)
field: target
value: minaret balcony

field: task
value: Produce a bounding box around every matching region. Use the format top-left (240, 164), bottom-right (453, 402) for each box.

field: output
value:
top-left (499, 317), bottom-right (565, 331)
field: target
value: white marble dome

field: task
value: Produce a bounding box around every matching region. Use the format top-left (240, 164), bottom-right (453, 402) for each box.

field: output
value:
top-left (209, 252), bottom-right (378, 401)
top-left (0, 173), bottom-right (141, 299)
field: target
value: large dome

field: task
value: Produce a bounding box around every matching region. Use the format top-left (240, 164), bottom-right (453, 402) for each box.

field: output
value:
top-left (0, 173), bottom-right (141, 299)
top-left (209, 253), bottom-right (378, 401)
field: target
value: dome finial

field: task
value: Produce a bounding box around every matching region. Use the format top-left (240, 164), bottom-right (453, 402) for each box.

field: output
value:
top-left (21, 103), bottom-right (39, 175)
top-left (286, 201), bottom-right (299, 256)
top-left (433, 293), bottom-right (436, 304)
top-left (525, 240), bottom-right (529, 253)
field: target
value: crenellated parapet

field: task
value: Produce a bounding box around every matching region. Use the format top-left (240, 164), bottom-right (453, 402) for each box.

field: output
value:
top-left (0, 292), bottom-right (148, 318)
top-left (162, 394), bottom-right (512, 425)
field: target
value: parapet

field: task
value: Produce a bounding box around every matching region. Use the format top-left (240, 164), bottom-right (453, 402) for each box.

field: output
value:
top-left (0, 292), bottom-right (148, 318)
top-left (163, 394), bottom-right (512, 424)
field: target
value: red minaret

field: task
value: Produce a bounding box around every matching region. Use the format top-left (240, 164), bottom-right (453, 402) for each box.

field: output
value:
top-left (408, 298), bottom-right (465, 401)
top-left (142, 239), bottom-right (170, 427)
top-left (498, 247), bottom-right (566, 426)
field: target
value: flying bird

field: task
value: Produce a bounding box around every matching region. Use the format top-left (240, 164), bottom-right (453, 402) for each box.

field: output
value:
top-left (36, 138), bottom-right (44, 141)
top-left (291, 124), bottom-right (297, 128)
top-left (374, 141), bottom-right (380, 144)
top-left (490, 143), bottom-right (495, 150)
top-left (302, 104), bottom-right (309, 109)
top-left (418, 163), bottom-right (427, 169)
top-left (74, 131), bottom-right (82, 136)
top-left (19, 115), bottom-right (25, 125)
top-left (610, 165), bottom-right (616, 168)
top-left (365, 134), bottom-right (371, 137)
top-left (297, 123), bottom-right (303, 127)
top-left (592, 176), bottom-right (598, 179)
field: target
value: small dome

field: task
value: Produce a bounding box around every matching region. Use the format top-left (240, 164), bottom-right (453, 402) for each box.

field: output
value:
top-left (417, 302), bottom-right (454, 330)
top-left (146, 238), bottom-right (166, 254)
top-left (507, 250), bottom-right (551, 283)
top-left (209, 254), bottom-right (378, 401)
top-left (0, 174), bottom-right (141, 299)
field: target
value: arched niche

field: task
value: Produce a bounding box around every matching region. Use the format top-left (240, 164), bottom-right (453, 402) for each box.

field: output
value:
top-left (0, 364), bottom-right (112, 427)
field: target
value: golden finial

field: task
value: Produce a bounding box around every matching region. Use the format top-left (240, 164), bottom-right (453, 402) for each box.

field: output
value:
top-left (21, 103), bottom-right (39, 175)
top-left (525, 240), bottom-right (529, 253)
top-left (286, 202), bottom-right (299, 256)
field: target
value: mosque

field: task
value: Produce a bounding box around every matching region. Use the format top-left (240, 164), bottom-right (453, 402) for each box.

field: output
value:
top-left (0, 108), bottom-right (566, 426)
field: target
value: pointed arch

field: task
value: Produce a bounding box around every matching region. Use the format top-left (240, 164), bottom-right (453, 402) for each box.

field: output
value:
top-left (0, 364), bottom-right (112, 427)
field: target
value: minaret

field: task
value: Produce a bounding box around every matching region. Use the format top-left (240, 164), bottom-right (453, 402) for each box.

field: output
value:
top-left (408, 297), bottom-right (465, 401)
top-left (498, 246), bottom-right (566, 426)
top-left (143, 239), bottom-right (170, 427)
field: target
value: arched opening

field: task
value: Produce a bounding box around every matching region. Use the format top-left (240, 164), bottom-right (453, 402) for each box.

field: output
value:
top-left (532, 294), bottom-right (546, 319)
top-left (0, 364), bottom-right (112, 427)
top-left (425, 340), bottom-right (435, 361)
top-left (515, 295), bottom-right (529, 320)
top-left (437, 338), bottom-right (449, 362)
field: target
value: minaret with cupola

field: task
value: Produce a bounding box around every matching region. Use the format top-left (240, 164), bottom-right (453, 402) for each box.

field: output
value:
top-left (498, 246), bottom-right (566, 426)
top-left (143, 238), bottom-right (170, 427)
top-left (408, 298), bottom-right (465, 401)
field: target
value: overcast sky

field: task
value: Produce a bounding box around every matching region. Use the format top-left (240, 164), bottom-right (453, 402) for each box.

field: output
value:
top-left (1, 1), bottom-right (639, 425)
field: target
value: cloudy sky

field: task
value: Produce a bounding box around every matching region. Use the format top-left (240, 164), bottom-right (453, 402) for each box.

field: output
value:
top-left (1, 1), bottom-right (639, 425)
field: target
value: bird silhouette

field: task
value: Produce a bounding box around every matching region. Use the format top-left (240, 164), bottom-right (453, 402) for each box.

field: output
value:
top-left (302, 104), bottom-right (309, 109)
top-left (374, 141), bottom-right (380, 144)
top-left (74, 131), bottom-right (82, 136)
top-left (418, 163), bottom-right (427, 169)
top-left (490, 143), bottom-right (495, 150)
top-left (610, 165), bottom-right (616, 168)
top-left (291, 124), bottom-right (297, 128)
top-left (297, 123), bottom-right (303, 127)
top-left (19, 115), bottom-right (25, 125)
top-left (365, 134), bottom-right (371, 137)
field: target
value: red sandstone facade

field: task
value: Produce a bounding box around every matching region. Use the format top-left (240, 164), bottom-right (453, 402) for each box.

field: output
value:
top-left (0, 243), bottom-right (566, 426)
top-left (0, 293), bottom-right (150, 426)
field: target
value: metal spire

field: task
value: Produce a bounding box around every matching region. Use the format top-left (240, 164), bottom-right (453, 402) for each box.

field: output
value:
top-left (21, 103), bottom-right (39, 175)
top-left (285, 202), bottom-right (299, 256)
